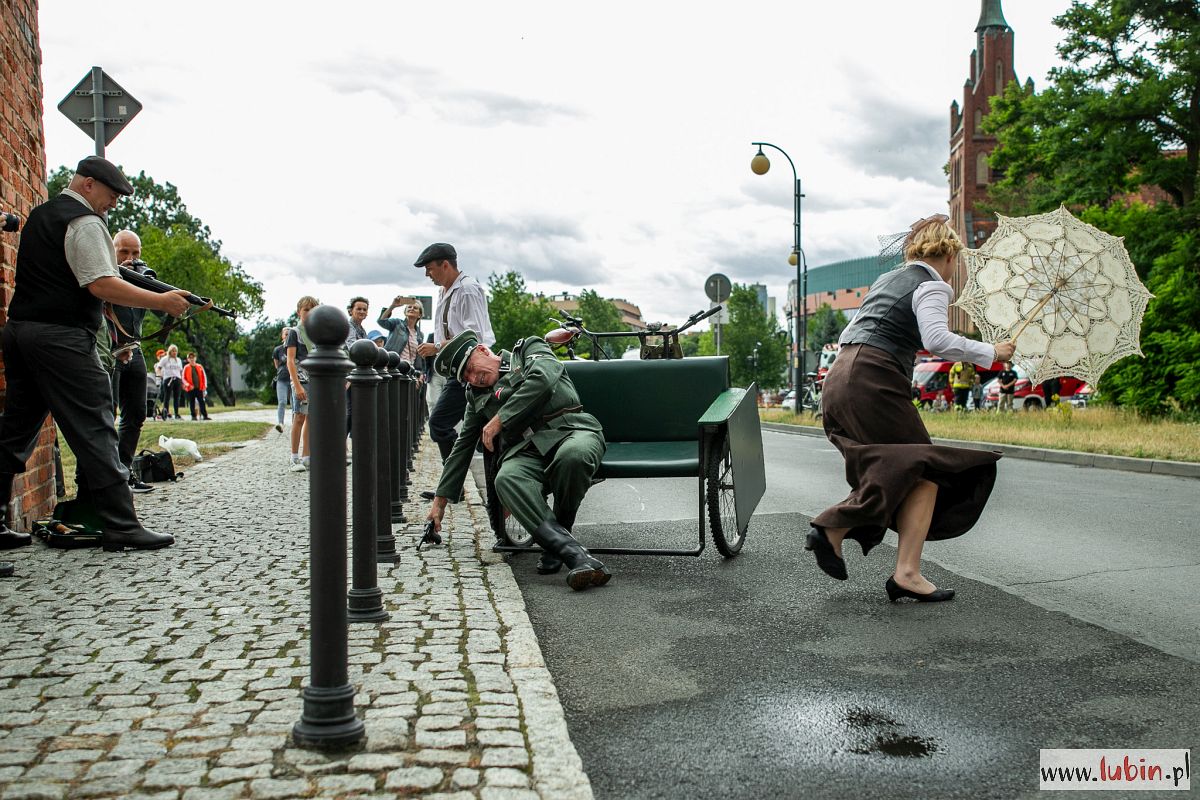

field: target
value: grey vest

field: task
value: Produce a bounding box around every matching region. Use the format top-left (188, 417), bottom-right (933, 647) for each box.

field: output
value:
top-left (839, 264), bottom-right (935, 377)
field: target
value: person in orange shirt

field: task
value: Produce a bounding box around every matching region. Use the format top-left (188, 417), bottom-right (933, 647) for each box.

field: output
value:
top-left (181, 352), bottom-right (211, 421)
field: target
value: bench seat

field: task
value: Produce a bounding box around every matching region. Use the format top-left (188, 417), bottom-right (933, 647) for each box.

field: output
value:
top-left (597, 441), bottom-right (699, 479)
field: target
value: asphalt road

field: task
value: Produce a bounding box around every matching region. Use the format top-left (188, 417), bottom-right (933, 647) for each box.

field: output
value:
top-left (491, 431), bottom-right (1200, 800)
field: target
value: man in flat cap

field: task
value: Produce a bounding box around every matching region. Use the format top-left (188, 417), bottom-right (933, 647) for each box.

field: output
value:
top-left (0, 156), bottom-right (191, 554)
top-left (413, 243), bottom-right (496, 471)
top-left (425, 329), bottom-right (611, 591)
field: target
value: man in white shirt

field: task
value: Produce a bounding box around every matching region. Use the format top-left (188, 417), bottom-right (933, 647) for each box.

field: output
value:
top-left (412, 242), bottom-right (496, 466)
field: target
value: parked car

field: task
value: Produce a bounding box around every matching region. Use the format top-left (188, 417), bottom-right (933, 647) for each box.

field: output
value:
top-left (781, 390), bottom-right (797, 413)
top-left (982, 364), bottom-right (1086, 410)
top-left (912, 358), bottom-right (1004, 409)
top-left (1069, 383), bottom-right (1094, 408)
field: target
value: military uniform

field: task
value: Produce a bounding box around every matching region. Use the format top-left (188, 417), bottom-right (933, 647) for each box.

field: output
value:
top-left (435, 336), bottom-right (605, 533)
top-left (432, 331), bottom-right (610, 591)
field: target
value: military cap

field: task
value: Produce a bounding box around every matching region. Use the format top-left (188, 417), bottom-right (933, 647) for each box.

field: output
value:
top-left (414, 242), bottom-right (457, 267)
top-left (75, 156), bottom-right (134, 196)
top-left (433, 329), bottom-right (480, 381)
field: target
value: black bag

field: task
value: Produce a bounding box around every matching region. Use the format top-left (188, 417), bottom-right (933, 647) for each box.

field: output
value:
top-left (132, 449), bottom-right (183, 483)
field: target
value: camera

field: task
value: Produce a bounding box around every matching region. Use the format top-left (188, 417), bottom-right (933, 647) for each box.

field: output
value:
top-left (1, 212), bottom-right (19, 233)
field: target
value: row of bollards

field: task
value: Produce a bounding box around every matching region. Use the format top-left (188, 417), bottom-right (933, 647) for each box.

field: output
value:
top-left (292, 305), bottom-right (428, 749)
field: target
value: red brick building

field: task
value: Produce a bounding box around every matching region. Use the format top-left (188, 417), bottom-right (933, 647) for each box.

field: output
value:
top-left (1, 0), bottom-right (57, 527)
top-left (947, 0), bottom-right (1033, 331)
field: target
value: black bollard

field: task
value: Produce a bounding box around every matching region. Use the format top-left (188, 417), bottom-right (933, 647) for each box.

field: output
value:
top-left (387, 353), bottom-right (408, 521)
top-left (374, 348), bottom-right (399, 564)
top-left (403, 362), bottom-right (417, 471)
top-left (347, 340), bottom-right (388, 624)
top-left (293, 305), bottom-right (364, 749)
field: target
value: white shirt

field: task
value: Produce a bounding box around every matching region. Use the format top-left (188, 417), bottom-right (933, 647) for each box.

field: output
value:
top-left (434, 273), bottom-right (495, 348)
top-left (157, 355), bottom-right (184, 380)
top-left (910, 261), bottom-right (996, 367)
top-left (61, 189), bottom-right (119, 287)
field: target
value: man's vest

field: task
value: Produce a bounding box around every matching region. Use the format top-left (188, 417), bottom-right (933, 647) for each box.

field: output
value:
top-left (9, 194), bottom-right (106, 332)
top-left (839, 264), bottom-right (935, 377)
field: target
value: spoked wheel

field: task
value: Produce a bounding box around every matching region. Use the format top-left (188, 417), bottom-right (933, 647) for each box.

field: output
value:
top-left (706, 429), bottom-right (746, 557)
top-left (483, 446), bottom-right (534, 548)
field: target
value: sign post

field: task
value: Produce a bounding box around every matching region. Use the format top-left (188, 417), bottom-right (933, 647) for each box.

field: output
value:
top-left (57, 67), bottom-right (142, 157)
top-left (704, 273), bottom-right (731, 356)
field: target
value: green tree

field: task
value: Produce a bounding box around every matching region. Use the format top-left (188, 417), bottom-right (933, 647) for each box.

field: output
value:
top-left (487, 272), bottom-right (557, 352)
top-left (574, 290), bottom-right (633, 359)
top-left (806, 303), bottom-right (848, 350)
top-left (723, 285), bottom-right (787, 390)
top-left (230, 317), bottom-right (290, 402)
top-left (984, 1), bottom-right (1200, 413)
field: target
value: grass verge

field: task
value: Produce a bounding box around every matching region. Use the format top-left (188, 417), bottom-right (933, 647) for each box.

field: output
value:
top-left (760, 406), bottom-right (1200, 463)
top-left (58, 420), bottom-right (273, 497)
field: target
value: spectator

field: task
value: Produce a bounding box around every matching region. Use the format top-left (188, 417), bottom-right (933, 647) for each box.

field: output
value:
top-left (997, 362), bottom-right (1017, 412)
top-left (1040, 376), bottom-right (1061, 408)
top-left (367, 330), bottom-right (385, 347)
top-left (286, 297), bottom-right (319, 471)
top-left (109, 229), bottom-right (157, 492)
top-left (182, 352), bottom-right (210, 420)
top-left (152, 348), bottom-right (166, 420)
top-left (156, 344), bottom-right (184, 419)
top-left (411, 243), bottom-right (495, 467)
top-left (272, 328), bottom-right (290, 432)
top-left (346, 296), bottom-right (369, 346)
top-left (949, 360), bottom-right (975, 410)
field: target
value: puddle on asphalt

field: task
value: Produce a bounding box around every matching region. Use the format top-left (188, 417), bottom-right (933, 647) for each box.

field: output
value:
top-left (842, 706), bottom-right (939, 758)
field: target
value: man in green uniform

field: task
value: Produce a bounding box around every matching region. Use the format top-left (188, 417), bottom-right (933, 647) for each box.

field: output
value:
top-left (425, 329), bottom-right (611, 591)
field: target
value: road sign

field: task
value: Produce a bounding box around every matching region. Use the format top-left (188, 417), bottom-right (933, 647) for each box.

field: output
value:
top-left (58, 67), bottom-right (142, 155)
top-left (704, 273), bottom-right (731, 304)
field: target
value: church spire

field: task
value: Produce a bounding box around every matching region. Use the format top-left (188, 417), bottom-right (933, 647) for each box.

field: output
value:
top-left (976, 0), bottom-right (1010, 32)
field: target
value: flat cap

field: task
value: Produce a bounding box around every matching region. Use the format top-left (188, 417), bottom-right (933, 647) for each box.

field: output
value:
top-left (75, 156), bottom-right (134, 196)
top-left (433, 329), bottom-right (479, 381)
top-left (414, 242), bottom-right (457, 267)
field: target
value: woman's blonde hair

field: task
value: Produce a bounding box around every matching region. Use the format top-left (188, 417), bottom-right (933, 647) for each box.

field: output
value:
top-left (903, 216), bottom-right (963, 262)
top-left (296, 295), bottom-right (320, 312)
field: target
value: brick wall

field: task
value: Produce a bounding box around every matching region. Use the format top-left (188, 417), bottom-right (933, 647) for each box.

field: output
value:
top-left (1, 0), bottom-right (57, 527)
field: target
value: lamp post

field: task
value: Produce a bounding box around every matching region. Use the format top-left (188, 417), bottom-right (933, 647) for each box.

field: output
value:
top-left (751, 142), bottom-right (806, 400)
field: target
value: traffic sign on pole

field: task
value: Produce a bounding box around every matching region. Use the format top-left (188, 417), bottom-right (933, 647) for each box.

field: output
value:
top-left (57, 67), bottom-right (142, 156)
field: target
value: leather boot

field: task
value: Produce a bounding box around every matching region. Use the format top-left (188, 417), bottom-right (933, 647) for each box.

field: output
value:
top-left (536, 508), bottom-right (577, 575)
top-left (0, 473), bottom-right (31, 550)
top-left (90, 482), bottom-right (174, 552)
top-left (532, 519), bottom-right (610, 591)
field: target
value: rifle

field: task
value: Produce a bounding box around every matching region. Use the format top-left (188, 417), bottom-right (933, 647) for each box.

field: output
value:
top-left (119, 263), bottom-right (236, 318)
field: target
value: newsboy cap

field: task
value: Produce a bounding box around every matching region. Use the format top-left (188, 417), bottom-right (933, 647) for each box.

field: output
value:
top-left (413, 242), bottom-right (457, 267)
top-left (433, 329), bottom-right (480, 381)
top-left (75, 156), bottom-right (134, 196)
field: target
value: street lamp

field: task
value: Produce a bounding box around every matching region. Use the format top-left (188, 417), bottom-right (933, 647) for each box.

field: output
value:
top-left (750, 142), bottom-right (806, 400)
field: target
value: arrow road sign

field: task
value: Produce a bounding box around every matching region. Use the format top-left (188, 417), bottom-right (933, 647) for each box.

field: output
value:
top-left (58, 67), bottom-right (142, 155)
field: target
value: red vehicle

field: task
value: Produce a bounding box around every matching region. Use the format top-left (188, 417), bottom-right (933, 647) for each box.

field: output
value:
top-left (912, 358), bottom-right (1004, 409)
top-left (982, 365), bottom-right (1086, 410)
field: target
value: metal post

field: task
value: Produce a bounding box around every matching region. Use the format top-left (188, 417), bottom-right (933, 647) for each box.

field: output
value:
top-left (387, 352), bottom-right (407, 522)
top-left (400, 360), bottom-right (416, 471)
top-left (90, 67), bottom-right (105, 157)
top-left (347, 340), bottom-right (388, 624)
top-left (796, 177), bottom-right (806, 384)
top-left (292, 305), bottom-right (363, 749)
top-left (374, 348), bottom-right (399, 564)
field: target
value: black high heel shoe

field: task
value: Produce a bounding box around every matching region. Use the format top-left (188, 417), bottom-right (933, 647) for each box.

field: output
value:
top-left (885, 576), bottom-right (955, 603)
top-left (805, 525), bottom-right (847, 581)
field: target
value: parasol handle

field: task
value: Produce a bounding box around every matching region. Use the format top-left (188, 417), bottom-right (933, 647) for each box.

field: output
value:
top-left (1010, 287), bottom-right (1060, 343)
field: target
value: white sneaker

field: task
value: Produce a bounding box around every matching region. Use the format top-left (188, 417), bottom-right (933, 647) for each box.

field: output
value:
top-left (289, 461), bottom-right (307, 472)
top-left (275, 423), bottom-right (284, 433)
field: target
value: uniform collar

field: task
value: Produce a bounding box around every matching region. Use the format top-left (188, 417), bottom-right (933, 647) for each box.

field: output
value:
top-left (498, 350), bottom-right (514, 374)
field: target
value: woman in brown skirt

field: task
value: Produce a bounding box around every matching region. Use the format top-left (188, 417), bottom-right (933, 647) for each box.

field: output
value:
top-left (806, 215), bottom-right (1015, 602)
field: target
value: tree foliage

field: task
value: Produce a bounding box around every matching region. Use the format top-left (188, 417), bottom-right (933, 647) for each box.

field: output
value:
top-left (487, 272), bottom-right (557, 352)
top-left (806, 303), bottom-right (848, 350)
top-left (723, 285), bottom-right (788, 390)
top-left (230, 317), bottom-right (290, 401)
top-left (983, 1), bottom-right (1200, 414)
top-left (574, 290), bottom-right (634, 359)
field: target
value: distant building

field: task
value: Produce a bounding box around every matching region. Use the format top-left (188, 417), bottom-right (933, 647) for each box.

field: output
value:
top-left (546, 292), bottom-right (646, 331)
top-left (786, 254), bottom-right (901, 324)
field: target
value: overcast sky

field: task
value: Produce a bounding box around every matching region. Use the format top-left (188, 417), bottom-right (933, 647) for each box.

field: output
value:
top-left (38, 0), bottom-right (1072, 330)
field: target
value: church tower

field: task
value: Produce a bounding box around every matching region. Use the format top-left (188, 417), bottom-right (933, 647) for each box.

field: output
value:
top-left (948, 0), bottom-right (1027, 331)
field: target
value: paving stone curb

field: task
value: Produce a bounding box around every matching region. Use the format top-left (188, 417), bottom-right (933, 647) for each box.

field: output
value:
top-left (760, 421), bottom-right (1200, 479)
top-left (0, 411), bottom-right (593, 799)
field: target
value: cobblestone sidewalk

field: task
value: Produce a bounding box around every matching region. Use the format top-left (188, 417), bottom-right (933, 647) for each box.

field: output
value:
top-left (0, 417), bottom-right (593, 800)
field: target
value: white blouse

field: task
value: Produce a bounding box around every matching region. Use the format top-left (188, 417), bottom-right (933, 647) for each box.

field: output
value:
top-left (909, 261), bottom-right (997, 367)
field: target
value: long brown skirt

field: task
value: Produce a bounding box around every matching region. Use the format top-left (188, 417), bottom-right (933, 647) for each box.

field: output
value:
top-left (811, 344), bottom-right (999, 552)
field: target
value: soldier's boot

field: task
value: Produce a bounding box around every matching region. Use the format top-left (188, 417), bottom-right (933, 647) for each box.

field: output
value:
top-left (91, 483), bottom-right (174, 552)
top-left (0, 473), bottom-right (31, 551)
top-left (535, 508), bottom-right (577, 575)
top-left (532, 519), bottom-right (610, 591)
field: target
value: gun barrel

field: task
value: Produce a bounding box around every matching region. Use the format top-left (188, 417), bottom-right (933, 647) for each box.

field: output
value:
top-left (119, 266), bottom-right (235, 318)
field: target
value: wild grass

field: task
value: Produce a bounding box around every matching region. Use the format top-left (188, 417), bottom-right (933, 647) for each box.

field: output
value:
top-left (760, 406), bottom-right (1200, 463)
